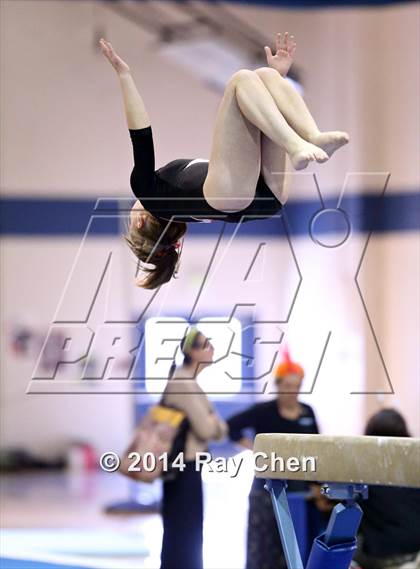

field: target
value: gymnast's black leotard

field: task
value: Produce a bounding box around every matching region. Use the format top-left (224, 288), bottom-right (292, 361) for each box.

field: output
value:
top-left (129, 126), bottom-right (283, 224)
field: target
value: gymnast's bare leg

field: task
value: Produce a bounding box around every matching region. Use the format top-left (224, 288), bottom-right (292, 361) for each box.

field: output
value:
top-left (203, 32), bottom-right (349, 211)
top-left (260, 135), bottom-right (290, 206)
top-left (260, 32), bottom-right (349, 156)
top-left (254, 67), bottom-right (349, 158)
top-left (202, 69), bottom-right (328, 212)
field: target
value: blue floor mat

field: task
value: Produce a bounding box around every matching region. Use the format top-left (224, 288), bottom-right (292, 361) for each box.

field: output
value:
top-left (1, 559), bottom-right (90, 569)
top-left (1, 529), bottom-right (149, 557)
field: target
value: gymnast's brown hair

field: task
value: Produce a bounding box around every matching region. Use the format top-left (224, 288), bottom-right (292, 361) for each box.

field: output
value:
top-left (125, 212), bottom-right (187, 290)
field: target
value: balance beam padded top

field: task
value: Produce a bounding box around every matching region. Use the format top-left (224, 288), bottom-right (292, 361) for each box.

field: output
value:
top-left (253, 433), bottom-right (420, 488)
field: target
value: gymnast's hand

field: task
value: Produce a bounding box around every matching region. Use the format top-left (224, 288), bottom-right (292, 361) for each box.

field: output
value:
top-left (99, 38), bottom-right (130, 76)
top-left (264, 32), bottom-right (297, 77)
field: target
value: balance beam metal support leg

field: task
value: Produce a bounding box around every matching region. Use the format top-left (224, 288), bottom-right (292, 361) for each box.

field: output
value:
top-left (305, 534), bottom-right (358, 569)
top-left (306, 483), bottom-right (367, 569)
top-left (264, 479), bottom-right (304, 569)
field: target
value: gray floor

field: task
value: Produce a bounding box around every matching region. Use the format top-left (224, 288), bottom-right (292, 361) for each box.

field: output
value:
top-left (1, 452), bottom-right (253, 568)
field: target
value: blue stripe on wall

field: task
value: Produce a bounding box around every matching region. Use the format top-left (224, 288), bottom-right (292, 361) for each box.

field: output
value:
top-left (0, 198), bottom-right (121, 236)
top-left (0, 192), bottom-right (418, 236)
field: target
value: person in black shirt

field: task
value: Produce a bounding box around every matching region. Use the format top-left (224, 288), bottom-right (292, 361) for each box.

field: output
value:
top-left (353, 409), bottom-right (420, 569)
top-left (99, 36), bottom-right (349, 289)
top-left (227, 349), bottom-right (319, 569)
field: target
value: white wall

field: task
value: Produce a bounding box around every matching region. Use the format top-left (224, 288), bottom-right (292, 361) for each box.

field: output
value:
top-left (0, 237), bottom-right (135, 457)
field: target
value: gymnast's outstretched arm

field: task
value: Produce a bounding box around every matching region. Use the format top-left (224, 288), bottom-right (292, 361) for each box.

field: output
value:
top-left (99, 38), bottom-right (150, 130)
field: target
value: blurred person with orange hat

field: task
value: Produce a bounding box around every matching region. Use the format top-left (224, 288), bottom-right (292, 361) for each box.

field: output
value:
top-left (227, 346), bottom-right (319, 569)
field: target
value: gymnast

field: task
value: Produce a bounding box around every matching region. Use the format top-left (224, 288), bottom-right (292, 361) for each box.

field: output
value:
top-left (100, 33), bottom-right (349, 289)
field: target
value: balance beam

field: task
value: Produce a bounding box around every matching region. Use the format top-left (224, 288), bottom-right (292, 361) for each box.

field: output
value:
top-left (253, 433), bottom-right (420, 488)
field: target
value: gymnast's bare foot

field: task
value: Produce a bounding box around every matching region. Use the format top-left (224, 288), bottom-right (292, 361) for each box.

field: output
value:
top-left (290, 142), bottom-right (329, 171)
top-left (309, 131), bottom-right (350, 158)
top-left (99, 38), bottom-right (130, 76)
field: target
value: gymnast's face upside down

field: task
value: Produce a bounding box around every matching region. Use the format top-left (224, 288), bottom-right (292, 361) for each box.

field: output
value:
top-left (125, 200), bottom-right (187, 289)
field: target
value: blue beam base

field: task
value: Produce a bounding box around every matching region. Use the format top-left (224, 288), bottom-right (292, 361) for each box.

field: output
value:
top-left (306, 483), bottom-right (366, 569)
top-left (306, 532), bottom-right (357, 569)
top-left (265, 480), bottom-right (367, 569)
